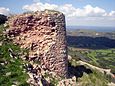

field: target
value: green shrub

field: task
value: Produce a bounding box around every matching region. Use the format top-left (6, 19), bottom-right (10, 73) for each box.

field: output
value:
top-left (0, 24), bottom-right (29, 86)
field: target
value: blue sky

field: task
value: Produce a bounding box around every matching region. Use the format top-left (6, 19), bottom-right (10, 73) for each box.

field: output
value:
top-left (0, 0), bottom-right (115, 27)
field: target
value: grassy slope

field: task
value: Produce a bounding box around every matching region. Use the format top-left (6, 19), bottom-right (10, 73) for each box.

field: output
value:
top-left (0, 24), bottom-right (29, 86)
top-left (77, 70), bottom-right (108, 86)
top-left (68, 48), bottom-right (115, 85)
top-left (68, 47), bottom-right (115, 73)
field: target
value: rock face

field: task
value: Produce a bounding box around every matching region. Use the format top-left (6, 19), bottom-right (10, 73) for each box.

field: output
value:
top-left (7, 10), bottom-right (68, 78)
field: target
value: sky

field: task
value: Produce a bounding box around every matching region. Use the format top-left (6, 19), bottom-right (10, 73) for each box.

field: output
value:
top-left (0, 0), bottom-right (115, 27)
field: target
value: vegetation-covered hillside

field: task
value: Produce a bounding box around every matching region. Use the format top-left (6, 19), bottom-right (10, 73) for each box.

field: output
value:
top-left (67, 29), bottom-right (115, 85)
top-left (67, 29), bottom-right (115, 73)
top-left (68, 55), bottom-right (113, 86)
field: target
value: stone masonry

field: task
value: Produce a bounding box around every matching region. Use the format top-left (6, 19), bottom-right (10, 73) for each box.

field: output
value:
top-left (7, 10), bottom-right (68, 78)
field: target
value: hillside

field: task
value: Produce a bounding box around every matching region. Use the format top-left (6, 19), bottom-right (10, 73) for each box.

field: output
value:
top-left (67, 29), bottom-right (115, 49)
top-left (67, 29), bottom-right (115, 85)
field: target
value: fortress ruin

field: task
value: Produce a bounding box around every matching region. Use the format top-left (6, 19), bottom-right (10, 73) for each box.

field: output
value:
top-left (7, 10), bottom-right (68, 78)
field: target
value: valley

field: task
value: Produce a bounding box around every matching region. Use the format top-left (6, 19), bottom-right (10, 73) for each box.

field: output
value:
top-left (67, 28), bottom-right (115, 85)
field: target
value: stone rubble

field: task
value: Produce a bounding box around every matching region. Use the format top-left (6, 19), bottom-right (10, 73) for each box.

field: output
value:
top-left (58, 76), bottom-right (77, 86)
top-left (24, 62), bottom-right (61, 86)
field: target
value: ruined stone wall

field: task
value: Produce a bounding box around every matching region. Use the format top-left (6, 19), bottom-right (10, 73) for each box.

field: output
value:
top-left (7, 10), bottom-right (68, 78)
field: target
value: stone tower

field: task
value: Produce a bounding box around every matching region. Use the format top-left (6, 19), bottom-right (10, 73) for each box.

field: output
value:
top-left (7, 10), bottom-right (68, 78)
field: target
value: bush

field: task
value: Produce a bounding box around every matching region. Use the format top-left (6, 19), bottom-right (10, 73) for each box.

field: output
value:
top-left (0, 14), bottom-right (7, 24)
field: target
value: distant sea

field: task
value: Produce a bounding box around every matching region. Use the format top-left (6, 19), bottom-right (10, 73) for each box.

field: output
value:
top-left (67, 26), bottom-right (115, 32)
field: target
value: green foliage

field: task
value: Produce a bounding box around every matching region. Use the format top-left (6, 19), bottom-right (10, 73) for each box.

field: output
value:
top-left (44, 72), bottom-right (59, 86)
top-left (84, 49), bottom-right (115, 73)
top-left (68, 48), bottom-right (80, 61)
top-left (0, 24), bottom-right (4, 33)
top-left (0, 24), bottom-right (29, 86)
top-left (50, 77), bottom-right (59, 86)
top-left (77, 70), bottom-right (108, 86)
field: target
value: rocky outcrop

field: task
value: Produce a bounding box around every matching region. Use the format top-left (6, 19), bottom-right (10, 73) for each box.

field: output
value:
top-left (7, 10), bottom-right (68, 79)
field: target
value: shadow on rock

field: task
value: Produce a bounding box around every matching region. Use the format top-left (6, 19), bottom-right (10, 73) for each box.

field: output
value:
top-left (68, 62), bottom-right (92, 78)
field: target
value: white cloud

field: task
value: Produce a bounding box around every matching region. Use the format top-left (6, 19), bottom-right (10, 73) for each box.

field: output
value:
top-left (23, 2), bottom-right (58, 11)
top-left (83, 5), bottom-right (106, 17)
top-left (0, 7), bottom-right (10, 15)
top-left (59, 4), bottom-right (77, 17)
top-left (59, 4), bottom-right (106, 17)
top-left (22, 3), bottom-right (108, 17)
top-left (22, 2), bottom-right (115, 26)
top-left (109, 11), bottom-right (115, 17)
